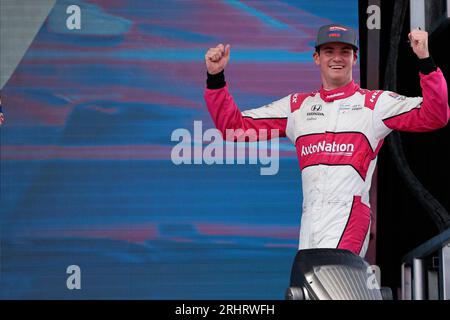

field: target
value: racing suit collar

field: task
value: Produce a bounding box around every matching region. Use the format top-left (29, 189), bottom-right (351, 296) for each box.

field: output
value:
top-left (319, 80), bottom-right (360, 102)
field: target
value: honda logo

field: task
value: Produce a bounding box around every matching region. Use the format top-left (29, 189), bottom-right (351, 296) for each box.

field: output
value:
top-left (311, 104), bottom-right (322, 112)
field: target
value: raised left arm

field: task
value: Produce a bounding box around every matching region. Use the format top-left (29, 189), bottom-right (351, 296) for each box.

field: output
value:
top-left (0, 98), bottom-right (4, 126)
top-left (371, 30), bottom-right (449, 138)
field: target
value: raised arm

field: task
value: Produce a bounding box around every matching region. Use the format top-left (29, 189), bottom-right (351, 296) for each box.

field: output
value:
top-left (0, 98), bottom-right (4, 126)
top-left (204, 44), bottom-right (290, 142)
top-left (372, 30), bottom-right (450, 138)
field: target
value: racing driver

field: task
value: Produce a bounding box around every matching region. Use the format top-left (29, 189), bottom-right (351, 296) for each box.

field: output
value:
top-left (203, 24), bottom-right (450, 257)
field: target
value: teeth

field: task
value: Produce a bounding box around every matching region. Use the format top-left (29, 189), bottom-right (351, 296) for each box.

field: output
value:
top-left (330, 66), bottom-right (343, 69)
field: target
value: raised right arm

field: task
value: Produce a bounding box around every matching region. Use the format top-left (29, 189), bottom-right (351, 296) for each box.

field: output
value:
top-left (204, 44), bottom-right (290, 141)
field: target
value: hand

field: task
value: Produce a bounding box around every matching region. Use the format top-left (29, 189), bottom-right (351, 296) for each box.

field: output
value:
top-left (205, 44), bottom-right (230, 75)
top-left (0, 98), bottom-right (3, 126)
top-left (408, 29), bottom-right (429, 59)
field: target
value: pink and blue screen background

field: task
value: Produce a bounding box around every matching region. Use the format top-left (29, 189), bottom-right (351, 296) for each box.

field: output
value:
top-left (0, 0), bottom-right (359, 299)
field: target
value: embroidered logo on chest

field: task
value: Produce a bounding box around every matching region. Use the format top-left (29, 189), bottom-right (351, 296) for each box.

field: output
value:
top-left (339, 102), bottom-right (362, 113)
top-left (306, 104), bottom-right (324, 120)
top-left (306, 104), bottom-right (325, 121)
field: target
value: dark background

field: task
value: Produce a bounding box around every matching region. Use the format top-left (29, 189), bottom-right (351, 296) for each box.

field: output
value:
top-left (359, 0), bottom-right (450, 297)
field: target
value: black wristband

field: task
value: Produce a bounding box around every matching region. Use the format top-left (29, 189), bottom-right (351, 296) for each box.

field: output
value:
top-left (206, 70), bottom-right (226, 89)
top-left (418, 56), bottom-right (437, 75)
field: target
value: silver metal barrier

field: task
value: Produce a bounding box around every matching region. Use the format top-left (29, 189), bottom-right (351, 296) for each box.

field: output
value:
top-left (401, 228), bottom-right (450, 300)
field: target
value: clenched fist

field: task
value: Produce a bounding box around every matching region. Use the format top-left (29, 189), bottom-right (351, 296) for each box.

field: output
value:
top-left (408, 29), bottom-right (429, 59)
top-left (205, 44), bottom-right (230, 75)
top-left (0, 98), bottom-right (4, 126)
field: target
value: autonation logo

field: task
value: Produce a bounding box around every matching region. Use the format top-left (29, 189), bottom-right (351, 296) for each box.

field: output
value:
top-left (301, 141), bottom-right (354, 156)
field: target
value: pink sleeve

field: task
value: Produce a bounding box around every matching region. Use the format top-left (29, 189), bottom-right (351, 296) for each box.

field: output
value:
top-left (204, 85), bottom-right (290, 141)
top-left (380, 68), bottom-right (450, 132)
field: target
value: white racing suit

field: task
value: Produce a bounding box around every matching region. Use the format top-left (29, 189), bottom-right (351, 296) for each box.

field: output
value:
top-left (204, 67), bottom-right (449, 257)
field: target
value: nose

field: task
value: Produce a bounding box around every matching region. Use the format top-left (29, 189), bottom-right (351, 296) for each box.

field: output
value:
top-left (331, 54), bottom-right (344, 62)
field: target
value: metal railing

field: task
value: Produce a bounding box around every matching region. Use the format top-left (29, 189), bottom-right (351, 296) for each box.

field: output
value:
top-left (401, 227), bottom-right (450, 300)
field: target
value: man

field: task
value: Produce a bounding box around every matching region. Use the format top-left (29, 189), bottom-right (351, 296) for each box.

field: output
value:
top-left (203, 24), bottom-right (449, 257)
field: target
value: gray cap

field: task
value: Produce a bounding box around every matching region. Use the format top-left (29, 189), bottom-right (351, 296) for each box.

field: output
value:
top-left (315, 24), bottom-right (358, 51)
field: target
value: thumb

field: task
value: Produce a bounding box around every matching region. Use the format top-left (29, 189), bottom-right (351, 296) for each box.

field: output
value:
top-left (224, 44), bottom-right (231, 58)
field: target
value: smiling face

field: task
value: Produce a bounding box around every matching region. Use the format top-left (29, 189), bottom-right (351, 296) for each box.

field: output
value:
top-left (313, 42), bottom-right (358, 90)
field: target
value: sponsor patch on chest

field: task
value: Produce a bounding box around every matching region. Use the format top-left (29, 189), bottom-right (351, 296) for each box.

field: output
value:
top-left (339, 102), bottom-right (362, 112)
top-left (306, 104), bottom-right (324, 120)
top-left (301, 140), bottom-right (354, 156)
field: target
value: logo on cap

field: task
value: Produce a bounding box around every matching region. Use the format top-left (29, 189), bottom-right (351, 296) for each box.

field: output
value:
top-left (316, 24), bottom-right (358, 49)
top-left (329, 26), bottom-right (348, 31)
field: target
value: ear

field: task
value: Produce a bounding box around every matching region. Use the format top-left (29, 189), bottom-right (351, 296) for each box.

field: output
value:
top-left (353, 51), bottom-right (358, 65)
top-left (313, 51), bottom-right (320, 66)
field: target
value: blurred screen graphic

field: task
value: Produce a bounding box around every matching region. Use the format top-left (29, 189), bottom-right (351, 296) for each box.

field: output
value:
top-left (0, 0), bottom-right (359, 299)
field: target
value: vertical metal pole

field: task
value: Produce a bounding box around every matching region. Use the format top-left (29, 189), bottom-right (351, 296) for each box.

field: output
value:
top-left (427, 270), bottom-right (439, 300)
top-left (401, 263), bottom-right (412, 300)
top-left (366, 0), bottom-right (380, 90)
top-left (410, 0), bottom-right (426, 30)
top-left (440, 242), bottom-right (450, 299)
top-left (412, 258), bottom-right (426, 300)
